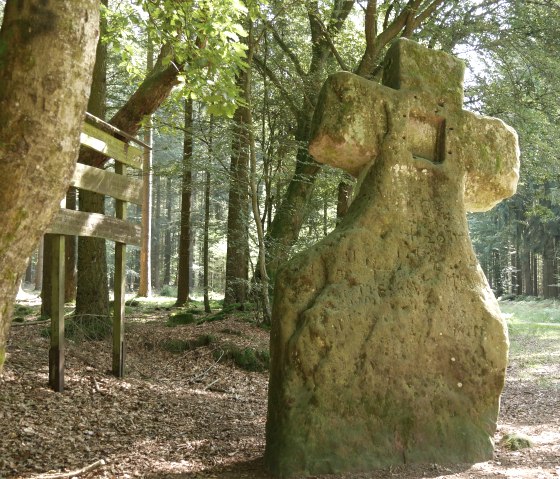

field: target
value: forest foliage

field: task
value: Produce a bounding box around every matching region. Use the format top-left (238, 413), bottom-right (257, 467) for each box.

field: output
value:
top-left (10, 0), bottom-right (560, 314)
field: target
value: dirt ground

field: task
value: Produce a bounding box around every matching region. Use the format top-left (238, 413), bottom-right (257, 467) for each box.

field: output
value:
top-left (0, 295), bottom-right (558, 479)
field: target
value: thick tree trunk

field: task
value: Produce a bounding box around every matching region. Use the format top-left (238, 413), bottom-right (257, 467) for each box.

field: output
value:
top-left (224, 71), bottom-right (250, 307)
top-left (75, 192), bottom-right (110, 321)
top-left (265, 138), bottom-right (321, 278)
top-left (0, 0), bottom-right (98, 369)
top-left (76, 7), bottom-right (109, 324)
top-left (176, 99), bottom-right (193, 306)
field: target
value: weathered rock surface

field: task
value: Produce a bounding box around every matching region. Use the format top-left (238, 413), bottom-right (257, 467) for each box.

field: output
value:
top-left (265, 39), bottom-right (520, 478)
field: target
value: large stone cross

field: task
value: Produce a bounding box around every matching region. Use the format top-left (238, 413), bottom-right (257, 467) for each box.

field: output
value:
top-left (265, 39), bottom-right (520, 478)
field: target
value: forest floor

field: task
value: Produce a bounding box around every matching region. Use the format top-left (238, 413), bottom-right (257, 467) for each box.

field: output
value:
top-left (0, 293), bottom-right (559, 479)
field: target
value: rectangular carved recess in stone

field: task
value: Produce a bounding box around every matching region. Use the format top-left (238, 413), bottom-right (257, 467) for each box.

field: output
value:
top-left (407, 111), bottom-right (446, 164)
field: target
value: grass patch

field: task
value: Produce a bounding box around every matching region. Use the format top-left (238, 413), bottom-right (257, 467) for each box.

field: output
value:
top-left (219, 328), bottom-right (243, 336)
top-left (38, 315), bottom-right (112, 341)
top-left (501, 299), bottom-right (560, 325)
top-left (500, 299), bottom-right (560, 387)
top-left (213, 344), bottom-right (269, 372)
top-left (501, 433), bottom-right (532, 451)
top-left (161, 334), bottom-right (216, 354)
top-left (14, 304), bottom-right (35, 317)
top-left (167, 312), bottom-right (197, 326)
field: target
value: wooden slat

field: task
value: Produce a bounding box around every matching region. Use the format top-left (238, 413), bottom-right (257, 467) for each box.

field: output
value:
top-left (46, 209), bottom-right (141, 246)
top-left (71, 163), bottom-right (143, 205)
top-left (81, 122), bottom-right (143, 169)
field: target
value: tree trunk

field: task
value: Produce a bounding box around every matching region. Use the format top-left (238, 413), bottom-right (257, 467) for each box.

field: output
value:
top-left (224, 69), bottom-right (251, 307)
top-left (163, 177), bottom-right (173, 286)
top-left (542, 237), bottom-right (558, 298)
top-left (76, 192), bottom-right (110, 320)
top-left (64, 187), bottom-right (78, 302)
top-left (533, 253), bottom-right (539, 297)
top-left (521, 248), bottom-right (532, 296)
top-left (203, 169), bottom-right (212, 313)
top-left (0, 0), bottom-right (98, 369)
top-left (265, 139), bottom-right (320, 278)
top-left (76, 6), bottom-right (109, 324)
top-left (152, 175), bottom-right (162, 291)
top-left (41, 234), bottom-right (53, 318)
top-left (24, 257), bottom-right (33, 284)
top-left (176, 99), bottom-right (193, 306)
top-left (138, 41), bottom-right (154, 298)
top-left (35, 237), bottom-right (44, 291)
top-left (336, 177), bottom-right (354, 223)
top-left (245, 32), bottom-right (272, 324)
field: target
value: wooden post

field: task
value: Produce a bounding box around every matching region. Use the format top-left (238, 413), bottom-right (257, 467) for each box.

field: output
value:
top-left (112, 162), bottom-right (126, 377)
top-left (48, 234), bottom-right (65, 392)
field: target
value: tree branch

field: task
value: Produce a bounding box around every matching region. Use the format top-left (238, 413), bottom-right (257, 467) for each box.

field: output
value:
top-left (253, 54), bottom-right (302, 118)
top-left (356, 0), bottom-right (446, 78)
top-left (328, 0), bottom-right (356, 34)
top-left (265, 20), bottom-right (307, 79)
top-left (35, 459), bottom-right (106, 479)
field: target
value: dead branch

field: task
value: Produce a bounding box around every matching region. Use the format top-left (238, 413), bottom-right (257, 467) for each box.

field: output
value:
top-left (34, 459), bottom-right (106, 479)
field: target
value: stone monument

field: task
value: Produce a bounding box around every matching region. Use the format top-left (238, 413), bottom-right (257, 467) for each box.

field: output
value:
top-left (265, 39), bottom-right (519, 477)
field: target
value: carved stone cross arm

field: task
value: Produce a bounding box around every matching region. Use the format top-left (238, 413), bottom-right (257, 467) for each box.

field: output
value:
top-left (456, 112), bottom-right (520, 212)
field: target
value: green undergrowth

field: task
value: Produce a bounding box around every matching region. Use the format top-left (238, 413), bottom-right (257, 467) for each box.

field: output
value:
top-left (213, 343), bottom-right (270, 372)
top-left (161, 334), bottom-right (216, 354)
top-left (501, 433), bottom-right (532, 451)
top-left (12, 304), bottom-right (36, 322)
top-left (40, 315), bottom-right (112, 341)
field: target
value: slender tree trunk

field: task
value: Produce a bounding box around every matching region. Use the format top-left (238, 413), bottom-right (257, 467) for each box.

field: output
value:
top-left (176, 99), bottom-right (193, 306)
top-left (203, 169), bottom-right (212, 313)
top-left (41, 235), bottom-right (53, 317)
top-left (245, 34), bottom-right (272, 324)
top-left (224, 70), bottom-right (250, 307)
top-left (542, 237), bottom-right (558, 298)
top-left (163, 177), bottom-right (173, 286)
top-left (138, 41), bottom-right (154, 297)
top-left (521, 248), bottom-right (532, 296)
top-left (533, 253), bottom-right (539, 297)
top-left (0, 0), bottom-right (98, 369)
top-left (64, 188), bottom-right (77, 302)
top-left (152, 175), bottom-right (162, 291)
top-left (35, 238), bottom-right (44, 291)
top-left (336, 177), bottom-right (354, 223)
top-left (24, 258), bottom-right (33, 284)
